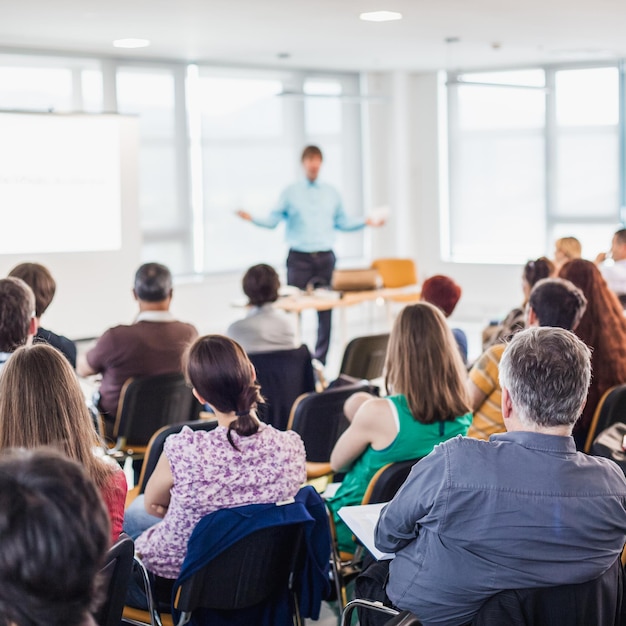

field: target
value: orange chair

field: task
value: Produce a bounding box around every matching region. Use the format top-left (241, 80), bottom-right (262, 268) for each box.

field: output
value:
top-left (371, 258), bottom-right (420, 304)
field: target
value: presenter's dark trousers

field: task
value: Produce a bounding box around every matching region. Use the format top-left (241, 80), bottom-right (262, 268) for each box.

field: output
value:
top-left (287, 249), bottom-right (336, 364)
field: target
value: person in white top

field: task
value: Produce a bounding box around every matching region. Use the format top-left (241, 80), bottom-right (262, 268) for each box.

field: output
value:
top-left (595, 228), bottom-right (626, 297)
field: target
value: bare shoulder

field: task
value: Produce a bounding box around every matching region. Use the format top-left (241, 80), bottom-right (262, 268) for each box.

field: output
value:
top-left (353, 396), bottom-right (393, 427)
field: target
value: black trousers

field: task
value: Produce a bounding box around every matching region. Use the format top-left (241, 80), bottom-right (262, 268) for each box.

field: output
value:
top-left (286, 249), bottom-right (336, 364)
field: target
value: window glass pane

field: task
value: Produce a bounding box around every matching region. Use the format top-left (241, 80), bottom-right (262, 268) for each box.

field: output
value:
top-left (116, 68), bottom-right (176, 137)
top-left (554, 130), bottom-right (618, 217)
top-left (549, 222), bottom-right (618, 262)
top-left (82, 69), bottom-right (103, 113)
top-left (199, 77), bottom-right (283, 139)
top-left (304, 79), bottom-right (342, 135)
top-left (556, 67), bottom-right (619, 126)
top-left (141, 239), bottom-right (190, 277)
top-left (0, 67), bottom-right (73, 111)
top-left (459, 69), bottom-right (545, 87)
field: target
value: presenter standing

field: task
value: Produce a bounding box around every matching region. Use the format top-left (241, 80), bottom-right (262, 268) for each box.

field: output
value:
top-left (237, 145), bottom-right (382, 364)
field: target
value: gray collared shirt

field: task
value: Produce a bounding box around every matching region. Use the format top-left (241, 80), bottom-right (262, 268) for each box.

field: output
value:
top-left (375, 432), bottom-right (626, 626)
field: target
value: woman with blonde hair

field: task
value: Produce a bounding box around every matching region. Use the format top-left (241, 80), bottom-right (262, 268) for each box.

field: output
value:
top-left (554, 236), bottom-right (582, 271)
top-left (0, 343), bottom-right (126, 543)
top-left (326, 302), bottom-right (472, 553)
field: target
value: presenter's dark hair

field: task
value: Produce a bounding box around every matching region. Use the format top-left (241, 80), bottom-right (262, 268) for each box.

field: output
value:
top-left (301, 145), bottom-right (323, 161)
top-left (8, 262), bottom-right (56, 317)
top-left (0, 277), bottom-right (35, 352)
top-left (134, 262), bottom-right (173, 302)
top-left (185, 335), bottom-right (263, 449)
top-left (529, 278), bottom-right (587, 331)
top-left (243, 264), bottom-right (280, 306)
top-left (0, 447), bottom-right (109, 626)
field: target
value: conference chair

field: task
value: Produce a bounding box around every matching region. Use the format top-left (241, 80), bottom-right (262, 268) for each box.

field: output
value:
top-left (371, 258), bottom-right (420, 304)
top-left (339, 333), bottom-right (390, 381)
top-left (340, 600), bottom-right (422, 626)
top-left (249, 344), bottom-right (316, 430)
top-left (125, 419), bottom-right (218, 508)
top-left (584, 384), bottom-right (626, 453)
top-left (287, 381), bottom-right (372, 479)
top-left (94, 533), bottom-right (135, 626)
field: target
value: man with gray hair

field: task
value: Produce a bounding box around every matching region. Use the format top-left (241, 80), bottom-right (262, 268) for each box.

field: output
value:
top-left (77, 263), bottom-right (197, 437)
top-left (0, 277), bottom-right (37, 370)
top-left (367, 327), bottom-right (626, 626)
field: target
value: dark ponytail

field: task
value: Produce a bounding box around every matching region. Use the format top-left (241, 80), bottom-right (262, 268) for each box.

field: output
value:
top-left (524, 256), bottom-right (555, 289)
top-left (185, 335), bottom-right (264, 450)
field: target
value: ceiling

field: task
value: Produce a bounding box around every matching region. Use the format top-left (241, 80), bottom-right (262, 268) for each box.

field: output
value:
top-left (2, 0), bottom-right (626, 73)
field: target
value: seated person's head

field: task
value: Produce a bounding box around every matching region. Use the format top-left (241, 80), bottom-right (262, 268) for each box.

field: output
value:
top-left (499, 327), bottom-right (591, 432)
top-left (242, 264), bottom-right (280, 306)
top-left (0, 277), bottom-right (36, 353)
top-left (0, 447), bottom-right (109, 626)
top-left (185, 335), bottom-right (264, 447)
top-left (0, 344), bottom-right (106, 486)
top-left (133, 262), bottom-right (173, 303)
top-left (8, 262), bottom-right (56, 320)
top-left (612, 229), bottom-right (626, 262)
top-left (528, 278), bottom-right (587, 330)
top-left (420, 275), bottom-right (461, 318)
top-left (522, 257), bottom-right (555, 300)
top-left (554, 237), bottom-right (582, 267)
top-left (385, 302), bottom-right (469, 424)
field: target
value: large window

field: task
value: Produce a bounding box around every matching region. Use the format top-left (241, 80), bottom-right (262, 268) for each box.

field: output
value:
top-left (0, 52), bottom-right (364, 276)
top-left (447, 65), bottom-right (622, 263)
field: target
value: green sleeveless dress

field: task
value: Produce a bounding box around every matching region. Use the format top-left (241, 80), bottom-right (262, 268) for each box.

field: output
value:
top-left (326, 394), bottom-right (471, 552)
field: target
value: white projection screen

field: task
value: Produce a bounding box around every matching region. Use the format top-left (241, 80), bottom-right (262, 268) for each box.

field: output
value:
top-left (0, 112), bottom-right (141, 339)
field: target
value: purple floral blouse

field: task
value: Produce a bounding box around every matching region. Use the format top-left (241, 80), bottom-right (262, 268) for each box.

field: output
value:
top-left (135, 423), bottom-right (306, 578)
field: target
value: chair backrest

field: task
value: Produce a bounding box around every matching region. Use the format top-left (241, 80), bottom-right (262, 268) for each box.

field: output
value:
top-left (93, 533), bottom-right (135, 626)
top-left (472, 556), bottom-right (623, 626)
top-left (136, 419), bottom-right (218, 495)
top-left (113, 373), bottom-right (196, 447)
top-left (340, 333), bottom-right (390, 380)
top-left (288, 382), bottom-right (371, 463)
top-left (362, 458), bottom-right (422, 505)
top-left (371, 258), bottom-right (418, 289)
top-left (249, 344), bottom-right (316, 430)
top-left (174, 523), bottom-right (303, 614)
top-left (584, 384), bottom-right (626, 452)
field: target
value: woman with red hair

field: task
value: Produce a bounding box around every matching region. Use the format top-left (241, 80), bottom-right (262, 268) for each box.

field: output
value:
top-left (559, 259), bottom-right (626, 447)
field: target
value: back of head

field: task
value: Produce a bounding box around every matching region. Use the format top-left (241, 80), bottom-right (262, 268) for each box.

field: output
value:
top-left (385, 302), bottom-right (469, 423)
top-left (242, 264), bottom-right (280, 306)
top-left (0, 277), bottom-right (35, 352)
top-left (0, 344), bottom-right (107, 487)
top-left (528, 278), bottom-right (587, 330)
top-left (523, 256), bottom-right (555, 289)
top-left (0, 447), bottom-right (109, 626)
top-left (420, 275), bottom-right (462, 317)
top-left (134, 262), bottom-right (172, 302)
top-left (185, 335), bottom-right (263, 447)
top-left (555, 237), bottom-right (582, 261)
top-left (499, 327), bottom-right (591, 429)
top-left (8, 262), bottom-right (56, 318)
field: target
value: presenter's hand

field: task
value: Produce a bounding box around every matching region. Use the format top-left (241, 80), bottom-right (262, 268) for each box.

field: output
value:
top-left (236, 209), bottom-right (253, 221)
top-left (595, 252), bottom-right (607, 265)
top-left (366, 217), bottom-right (385, 227)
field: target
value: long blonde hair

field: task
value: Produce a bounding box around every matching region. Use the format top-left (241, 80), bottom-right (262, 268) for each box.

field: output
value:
top-left (385, 302), bottom-right (470, 424)
top-left (0, 344), bottom-right (112, 488)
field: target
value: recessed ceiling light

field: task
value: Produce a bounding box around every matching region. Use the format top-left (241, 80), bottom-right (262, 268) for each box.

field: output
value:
top-left (360, 11), bottom-right (402, 22)
top-left (113, 38), bottom-right (151, 49)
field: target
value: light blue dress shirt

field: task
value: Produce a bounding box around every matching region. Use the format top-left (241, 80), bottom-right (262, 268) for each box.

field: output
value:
top-left (252, 178), bottom-right (365, 252)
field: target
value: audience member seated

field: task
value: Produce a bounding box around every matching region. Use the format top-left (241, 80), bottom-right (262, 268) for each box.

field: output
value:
top-left (553, 235), bottom-right (582, 272)
top-left (559, 258), bottom-right (626, 448)
top-left (0, 277), bottom-right (36, 371)
top-left (595, 227), bottom-right (626, 300)
top-left (123, 335), bottom-right (305, 605)
top-left (420, 274), bottom-right (467, 364)
top-left (0, 448), bottom-right (110, 626)
top-left (482, 256), bottom-right (554, 350)
top-left (325, 302), bottom-right (472, 554)
top-left (77, 262), bottom-right (198, 438)
top-left (227, 263), bottom-right (297, 354)
top-left (0, 344), bottom-right (127, 544)
top-left (467, 278), bottom-right (587, 440)
top-left (8, 262), bottom-right (77, 367)
top-left (363, 327), bottom-right (626, 626)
